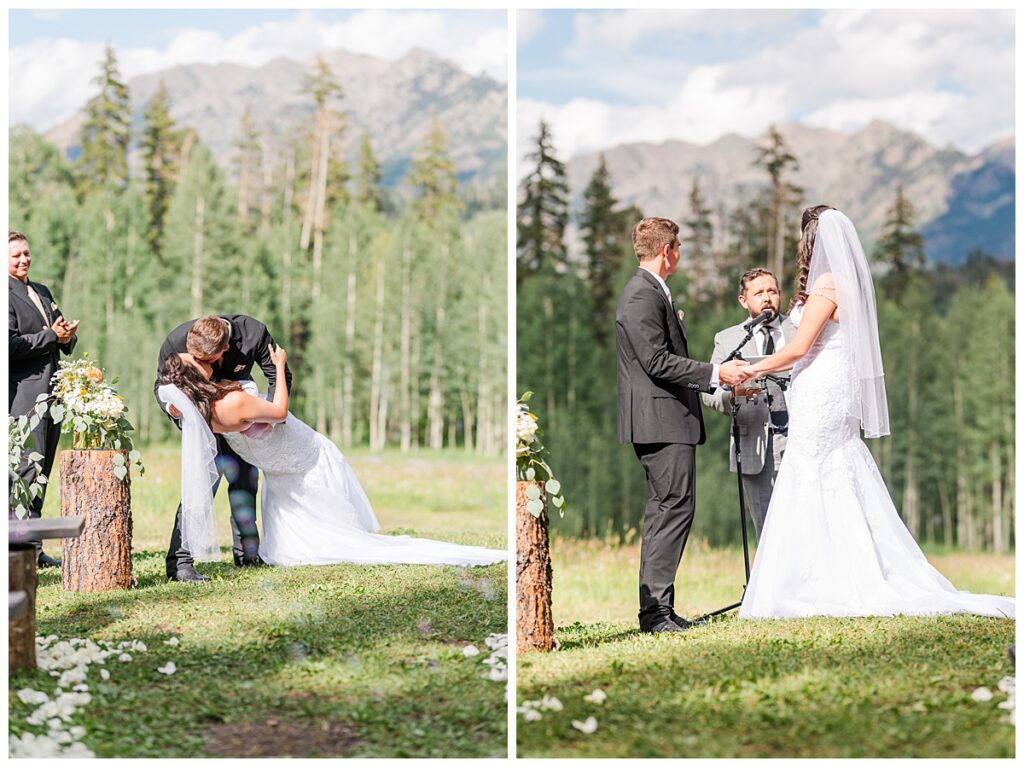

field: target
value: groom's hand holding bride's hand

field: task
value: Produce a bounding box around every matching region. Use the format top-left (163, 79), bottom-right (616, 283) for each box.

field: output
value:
top-left (719, 359), bottom-right (754, 387)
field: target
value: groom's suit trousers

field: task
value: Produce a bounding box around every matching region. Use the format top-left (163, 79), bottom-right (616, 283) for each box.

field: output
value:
top-left (634, 441), bottom-right (697, 628)
top-left (165, 434), bottom-right (259, 576)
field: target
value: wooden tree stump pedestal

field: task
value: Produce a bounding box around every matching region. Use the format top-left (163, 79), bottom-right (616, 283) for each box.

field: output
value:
top-left (60, 450), bottom-right (133, 592)
top-left (516, 481), bottom-right (555, 653)
top-left (9, 544), bottom-right (37, 671)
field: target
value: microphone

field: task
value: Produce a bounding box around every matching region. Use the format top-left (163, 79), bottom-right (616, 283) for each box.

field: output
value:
top-left (744, 309), bottom-right (774, 331)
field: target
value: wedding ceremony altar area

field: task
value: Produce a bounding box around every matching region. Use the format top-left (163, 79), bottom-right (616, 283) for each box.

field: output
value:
top-left (515, 536), bottom-right (1015, 758)
top-left (9, 446), bottom-right (508, 758)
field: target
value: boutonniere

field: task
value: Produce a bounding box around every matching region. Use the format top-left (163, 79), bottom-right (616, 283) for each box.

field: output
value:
top-left (50, 301), bottom-right (58, 310)
top-left (676, 308), bottom-right (685, 322)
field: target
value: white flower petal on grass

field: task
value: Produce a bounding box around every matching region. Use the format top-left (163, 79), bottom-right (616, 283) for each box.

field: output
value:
top-left (584, 689), bottom-right (607, 704)
top-left (17, 689), bottom-right (49, 706)
top-left (157, 662), bottom-right (177, 676)
top-left (118, 653), bottom-right (132, 662)
top-left (540, 695), bottom-right (563, 711)
top-left (998, 676), bottom-right (1015, 694)
top-left (571, 716), bottom-right (599, 734)
top-left (462, 644), bottom-right (480, 657)
top-left (521, 708), bottom-right (543, 721)
top-left (972, 687), bottom-right (994, 702)
top-left (487, 666), bottom-right (508, 682)
top-left (164, 637), bottom-right (180, 647)
top-left (99, 669), bottom-right (110, 681)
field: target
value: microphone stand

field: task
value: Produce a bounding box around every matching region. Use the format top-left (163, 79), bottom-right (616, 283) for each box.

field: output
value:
top-left (695, 322), bottom-right (768, 623)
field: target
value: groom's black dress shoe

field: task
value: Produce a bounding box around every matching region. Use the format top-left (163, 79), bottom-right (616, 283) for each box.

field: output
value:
top-left (235, 554), bottom-right (266, 568)
top-left (670, 612), bottom-right (708, 630)
top-left (170, 565), bottom-right (211, 582)
top-left (37, 551), bottom-right (62, 569)
top-left (640, 618), bottom-right (687, 634)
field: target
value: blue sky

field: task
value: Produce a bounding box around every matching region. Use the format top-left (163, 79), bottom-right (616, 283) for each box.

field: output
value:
top-left (10, 8), bottom-right (507, 130)
top-left (517, 9), bottom-right (1014, 167)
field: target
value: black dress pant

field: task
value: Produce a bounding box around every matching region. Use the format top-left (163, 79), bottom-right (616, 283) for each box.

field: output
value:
top-left (633, 442), bottom-right (697, 629)
top-left (165, 434), bottom-right (260, 576)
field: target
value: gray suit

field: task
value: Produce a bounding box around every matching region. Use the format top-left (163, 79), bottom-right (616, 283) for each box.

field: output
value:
top-left (700, 316), bottom-right (795, 538)
top-left (615, 268), bottom-right (714, 629)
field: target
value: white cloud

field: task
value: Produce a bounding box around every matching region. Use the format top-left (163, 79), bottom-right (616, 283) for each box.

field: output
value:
top-left (10, 10), bottom-right (506, 130)
top-left (517, 10), bottom-right (545, 47)
top-left (570, 8), bottom-right (803, 55)
top-left (521, 8), bottom-right (1012, 164)
top-left (517, 66), bottom-right (789, 177)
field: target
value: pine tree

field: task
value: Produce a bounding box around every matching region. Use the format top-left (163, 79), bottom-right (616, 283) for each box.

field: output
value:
top-left (356, 133), bottom-right (384, 212)
top-left (578, 154), bottom-right (624, 340)
top-left (234, 103), bottom-right (262, 234)
top-left (409, 119), bottom-right (460, 223)
top-left (76, 44), bottom-right (132, 196)
top-left (517, 120), bottom-right (569, 280)
top-left (875, 184), bottom-right (925, 302)
top-left (682, 177), bottom-right (714, 304)
top-left (754, 125), bottom-right (802, 279)
top-left (140, 80), bottom-right (180, 258)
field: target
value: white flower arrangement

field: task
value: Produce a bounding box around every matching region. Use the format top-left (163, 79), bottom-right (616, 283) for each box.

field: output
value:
top-left (516, 392), bottom-right (567, 518)
top-left (45, 355), bottom-right (144, 479)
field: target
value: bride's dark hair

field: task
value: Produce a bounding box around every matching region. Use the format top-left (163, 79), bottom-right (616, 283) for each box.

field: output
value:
top-left (789, 204), bottom-right (836, 312)
top-left (159, 354), bottom-right (243, 424)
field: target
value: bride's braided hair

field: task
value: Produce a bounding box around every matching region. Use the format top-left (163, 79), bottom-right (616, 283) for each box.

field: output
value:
top-left (160, 354), bottom-right (243, 425)
top-left (789, 204), bottom-right (836, 312)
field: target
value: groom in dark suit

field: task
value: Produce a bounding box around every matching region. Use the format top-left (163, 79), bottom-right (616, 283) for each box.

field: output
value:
top-left (154, 314), bottom-right (292, 581)
top-left (615, 217), bottom-right (750, 633)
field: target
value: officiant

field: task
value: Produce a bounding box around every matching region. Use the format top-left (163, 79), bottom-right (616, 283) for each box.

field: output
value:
top-left (701, 268), bottom-right (793, 540)
top-left (8, 230), bottom-right (80, 568)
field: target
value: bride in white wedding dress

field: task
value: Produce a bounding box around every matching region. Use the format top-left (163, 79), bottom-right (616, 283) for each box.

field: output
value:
top-left (157, 350), bottom-right (506, 568)
top-left (737, 207), bottom-right (1013, 620)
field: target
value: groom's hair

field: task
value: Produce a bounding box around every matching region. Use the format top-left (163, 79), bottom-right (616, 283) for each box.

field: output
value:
top-left (186, 316), bottom-right (230, 359)
top-left (632, 217), bottom-right (679, 262)
top-left (9, 230), bottom-right (28, 245)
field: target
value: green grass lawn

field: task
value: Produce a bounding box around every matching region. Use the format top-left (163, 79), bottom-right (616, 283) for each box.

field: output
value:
top-left (11, 445), bottom-right (508, 758)
top-left (517, 536), bottom-right (1015, 758)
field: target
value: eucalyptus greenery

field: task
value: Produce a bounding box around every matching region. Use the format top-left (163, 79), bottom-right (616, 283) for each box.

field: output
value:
top-left (516, 391), bottom-right (566, 518)
top-left (8, 414), bottom-right (48, 519)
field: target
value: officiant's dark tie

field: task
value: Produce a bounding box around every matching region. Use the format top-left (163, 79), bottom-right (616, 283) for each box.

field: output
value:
top-left (761, 326), bottom-right (787, 435)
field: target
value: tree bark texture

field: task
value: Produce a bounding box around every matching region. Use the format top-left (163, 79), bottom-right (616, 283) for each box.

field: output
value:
top-left (9, 545), bottom-right (37, 671)
top-left (60, 450), bottom-right (133, 592)
top-left (516, 481), bottom-right (554, 653)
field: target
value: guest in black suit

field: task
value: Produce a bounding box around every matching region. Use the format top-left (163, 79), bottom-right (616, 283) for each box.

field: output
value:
top-left (8, 231), bottom-right (80, 568)
top-left (154, 315), bottom-right (292, 581)
top-left (615, 217), bottom-right (750, 633)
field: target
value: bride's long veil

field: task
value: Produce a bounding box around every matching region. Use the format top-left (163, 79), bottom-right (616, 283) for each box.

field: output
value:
top-left (807, 209), bottom-right (890, 438)
top-left (157, 384), bottom-right (220, 560)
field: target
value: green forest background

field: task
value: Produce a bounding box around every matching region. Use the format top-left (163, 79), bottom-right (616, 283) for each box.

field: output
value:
top-left (517, 121), bottom-right (1014, 553)
top-left (10, 46), bottom-right (507, 457)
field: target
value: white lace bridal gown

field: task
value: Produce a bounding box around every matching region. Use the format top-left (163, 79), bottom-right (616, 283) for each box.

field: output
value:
top-left (739, 304), bottom-right (1014, 620)
top-left (222, 414), bottom-right (506, 567)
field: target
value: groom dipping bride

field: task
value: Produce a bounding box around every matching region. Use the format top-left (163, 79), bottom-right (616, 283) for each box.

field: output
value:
top-left (155, 315), bottom-right (506, 580)
top-left (616, 212), bottom-right (1014, 632)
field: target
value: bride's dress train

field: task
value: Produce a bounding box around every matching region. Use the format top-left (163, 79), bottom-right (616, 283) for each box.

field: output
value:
top-left (739, 305), bottom-right (1014, 619)
top-left (223, 414), bottom-right (506, 567)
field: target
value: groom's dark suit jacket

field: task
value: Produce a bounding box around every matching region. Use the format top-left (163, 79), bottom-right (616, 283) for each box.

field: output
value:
top-left (153, 314), bottom-right (293, 423)
top-left (615, 268), bottom-right (713, 445)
